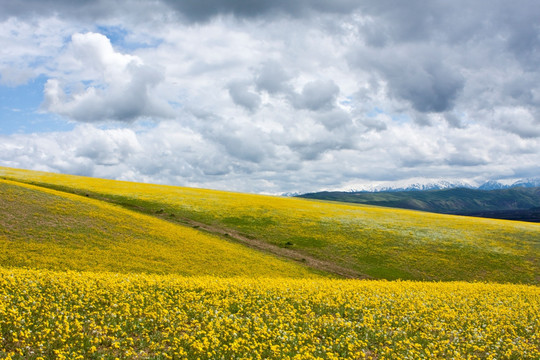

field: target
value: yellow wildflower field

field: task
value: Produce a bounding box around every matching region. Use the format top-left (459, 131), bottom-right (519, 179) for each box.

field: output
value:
top-left (1, 166), bottom-right (539, 283)
top-left (0, 267), bottom-right (539, 360)
top-left (1, 167), bottom-right (539, 359)
top-left (0, 179), bottom-right (322, 278)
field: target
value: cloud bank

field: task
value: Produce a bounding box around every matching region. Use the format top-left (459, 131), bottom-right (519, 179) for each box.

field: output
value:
top-left (0, 0), bottom-right (539, 193)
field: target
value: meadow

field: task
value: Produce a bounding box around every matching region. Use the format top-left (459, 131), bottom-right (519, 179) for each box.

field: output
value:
top-left (1, 167), bottom-right (540, 359)
top-left (1, 166), bottom-right (539, 283)
top-left (1, 267), bottom-right (539, 360)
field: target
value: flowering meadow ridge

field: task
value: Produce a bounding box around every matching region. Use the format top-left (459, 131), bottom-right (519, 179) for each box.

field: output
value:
top-left (0, 167), bottom-right (539, 359)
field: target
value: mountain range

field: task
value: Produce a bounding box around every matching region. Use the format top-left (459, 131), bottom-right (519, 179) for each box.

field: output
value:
top-left (297, 181), bottom-right (540, 223)
top-left (326, 177), bottom-right (540, 193)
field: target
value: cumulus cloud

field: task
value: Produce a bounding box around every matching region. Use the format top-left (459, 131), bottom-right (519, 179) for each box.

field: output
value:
top-left (254, 61), bottom-right (292, 94)
top-left (443, 113), bottom-right (464, 129)
top-left (75, 126), bottom-right (142, 166)
top-left (291, 80), bottom-right (340, 111)
top-left (0, 16), bottom-right (74, 86)
top-left (358, 116), bottom-right (387, 132)
top-left (42, 33), bottom-right (173, 123)
top-left (492, 107), bottom-right (540, 138)
top-left (227, 81), bottom-right (261, 112)
top-left (288, 138), bottom-right (348, 161)
top-left (3, 119), bottom-right (539, 194)
top-left (350, 0), bottom-right (540, 119)
top-left (351, 46), bottom-right (465, 113)
top-left (314, 109), bottom-right (352, 131)
top-left (392, 62), bottom-right (464, 113)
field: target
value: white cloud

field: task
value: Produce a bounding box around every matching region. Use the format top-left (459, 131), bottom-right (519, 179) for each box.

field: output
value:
top-left (74, 125), bottom-right (142, 166)
top-left (227, 81), bottom-right (261, 112)
top-left (1, 118), bottom-right (540, 194)
top-left (42, 32), bottom-right (174, 122)
top-left (291, 80), bottom-right (340, 111)
top-left (492, 107), bottom-right (540, 138)
top-left (0, 16), bottom-right (74, 85)
top-left (0, 65), bottom-right (35, 87)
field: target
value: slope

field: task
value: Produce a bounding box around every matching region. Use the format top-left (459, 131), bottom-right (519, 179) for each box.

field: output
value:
top-left (0, 179), bottom-right (324, 278)
top-left (1, 167), bottom-right (539, 284)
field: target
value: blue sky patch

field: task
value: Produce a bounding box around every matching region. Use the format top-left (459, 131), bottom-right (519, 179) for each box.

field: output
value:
top-left (95, 25), bottom-right (162, 51)
top-left (0, 76), bottom-right (73, 134)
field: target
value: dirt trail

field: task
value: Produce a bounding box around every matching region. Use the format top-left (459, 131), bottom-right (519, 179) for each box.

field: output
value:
top-left (171, 216), bottom-right (370, 279)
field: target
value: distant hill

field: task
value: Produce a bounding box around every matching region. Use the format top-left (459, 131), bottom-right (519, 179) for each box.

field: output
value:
top-left (298, 187), bottom-right (540, 222)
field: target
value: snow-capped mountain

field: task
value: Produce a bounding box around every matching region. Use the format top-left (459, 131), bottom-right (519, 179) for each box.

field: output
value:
top-left (511, 178), bottom-right (540, 188)
top-left (478, 180), bottom-right (511, 190)
top-left (338, 179), bottom-right (475, 193)
top-left (310, 177), bottom-right (540, 194)
top-left (281, 191), bottom-right (302, 197)
top-left (478, 178), bottom-right (540, 190)
top-left (376, 180), bottom-right (474, 192)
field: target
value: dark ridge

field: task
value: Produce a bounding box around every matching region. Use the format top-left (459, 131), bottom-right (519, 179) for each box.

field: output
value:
top-left (298, 187), bottom-right (540, 222)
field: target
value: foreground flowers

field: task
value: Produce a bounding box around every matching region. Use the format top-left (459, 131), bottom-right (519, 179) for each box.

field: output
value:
top-left (1, 268), bottom-right (538, 359)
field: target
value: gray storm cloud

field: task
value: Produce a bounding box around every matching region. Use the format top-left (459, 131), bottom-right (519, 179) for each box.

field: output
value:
top-left (162, 0), bottom-right (361, 21)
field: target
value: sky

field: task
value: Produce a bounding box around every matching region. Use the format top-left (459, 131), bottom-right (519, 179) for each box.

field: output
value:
top-left (0, 0), bottom-right (539, 194)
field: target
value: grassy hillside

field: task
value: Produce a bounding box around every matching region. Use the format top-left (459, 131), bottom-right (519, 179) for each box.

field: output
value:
top-left (1, 267), bottom-right (539, 360)
top-left (298, 187), bottom-right (540, 221)
top-left (1, 167), bottom-right (539, 284)
top-left (1, 167), bottom-right (540, 359)
top-left (0, 179), bottom-right (323, 278)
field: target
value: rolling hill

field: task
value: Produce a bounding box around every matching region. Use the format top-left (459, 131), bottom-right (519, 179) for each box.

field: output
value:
top-left (1, 166), bottom-right (539, 284)
top-left (0, 178), bottom-right (323, 278)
